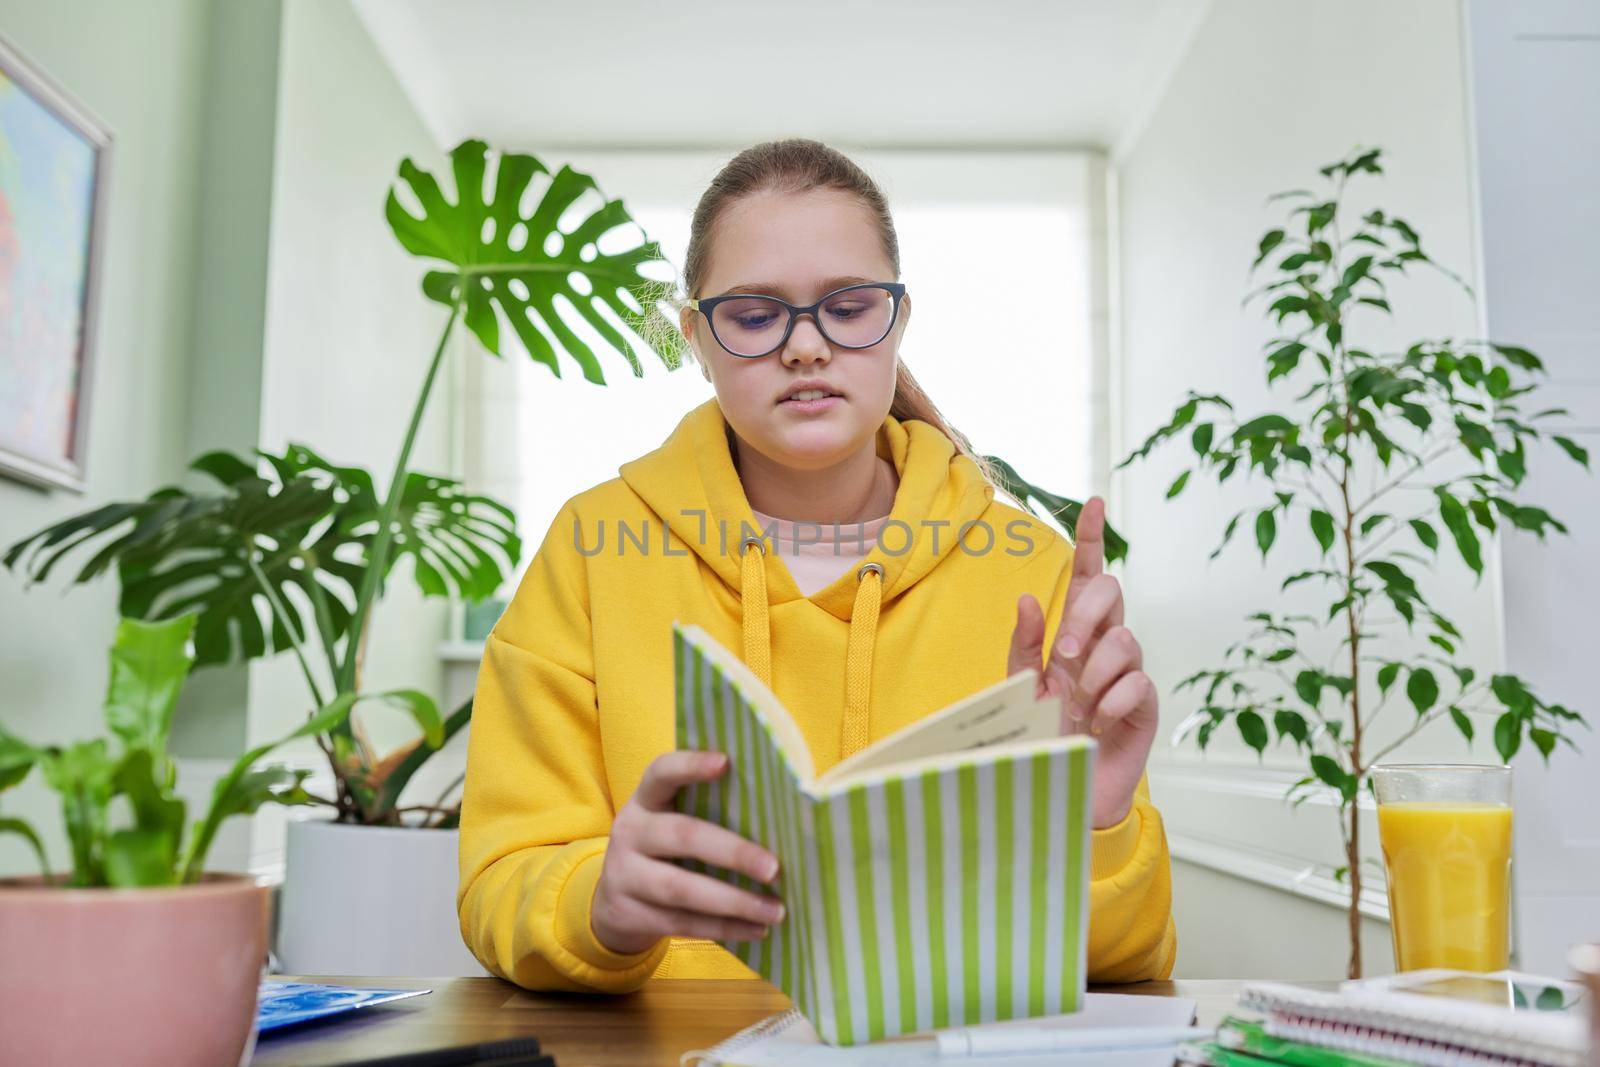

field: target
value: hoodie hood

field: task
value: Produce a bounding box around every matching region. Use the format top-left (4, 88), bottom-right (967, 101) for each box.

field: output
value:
top-left (619, 397), bottom-right (996, 616)
top-left (619, 397), bottom-right (994, 758)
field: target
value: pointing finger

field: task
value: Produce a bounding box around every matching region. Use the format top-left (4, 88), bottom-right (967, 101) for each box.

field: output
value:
top-left (1070, 496), bottom-right (1108, 587)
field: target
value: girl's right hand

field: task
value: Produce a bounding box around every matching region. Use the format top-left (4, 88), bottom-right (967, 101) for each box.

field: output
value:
top-left (590, 750), bottom-right (786, 957)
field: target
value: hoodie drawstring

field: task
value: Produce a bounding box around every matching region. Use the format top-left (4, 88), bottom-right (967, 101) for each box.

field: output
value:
top-left (740, 539), bottom-right (883, 761)
top-left (740, 538), bottom-right (773, 689)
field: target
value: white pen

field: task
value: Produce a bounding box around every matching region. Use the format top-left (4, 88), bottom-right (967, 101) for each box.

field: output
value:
top-left (935, 1024), bottom-right (1215, 1057)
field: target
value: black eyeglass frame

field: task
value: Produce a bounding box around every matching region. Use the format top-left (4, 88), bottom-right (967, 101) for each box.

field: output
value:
top-left (687, 281), bottom-right (908, 359)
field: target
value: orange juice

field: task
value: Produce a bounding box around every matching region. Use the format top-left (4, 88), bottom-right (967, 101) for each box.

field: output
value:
top-left (1377, 801), bottom-right (1513, 971)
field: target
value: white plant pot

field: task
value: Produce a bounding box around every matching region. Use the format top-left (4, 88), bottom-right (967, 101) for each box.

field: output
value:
top-left (276, 819), bottom-right (487, 977)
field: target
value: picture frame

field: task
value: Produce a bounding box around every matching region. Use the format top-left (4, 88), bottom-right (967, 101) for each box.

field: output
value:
top-left (0, 30), bottom-right (113, 493)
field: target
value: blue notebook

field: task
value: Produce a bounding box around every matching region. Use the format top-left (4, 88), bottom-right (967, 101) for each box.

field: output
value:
top-left (257, 980), bottom-right (431, 1033)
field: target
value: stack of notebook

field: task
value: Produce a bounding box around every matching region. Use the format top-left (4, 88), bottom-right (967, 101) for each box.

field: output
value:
top-left (1178, 971), bottom-right (1590, 1067)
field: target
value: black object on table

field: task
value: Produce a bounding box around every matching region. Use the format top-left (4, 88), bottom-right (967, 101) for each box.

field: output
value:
top-left (326, 1035), bottom-right (554, 1067)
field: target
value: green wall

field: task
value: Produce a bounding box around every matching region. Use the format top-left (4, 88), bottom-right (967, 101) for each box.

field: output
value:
top-left (0, 0), bottom-right (213, 873)
top-left (0, 0), bottom-right (446, 876)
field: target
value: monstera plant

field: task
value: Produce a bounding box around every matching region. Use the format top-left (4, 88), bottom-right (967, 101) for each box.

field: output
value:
top-left (5, 140), bottom-right (685, 827)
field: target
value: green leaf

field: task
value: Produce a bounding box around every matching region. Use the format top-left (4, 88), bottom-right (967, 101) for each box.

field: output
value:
top-left (1494, 712), bottom-right (1522, 761)
top-left (103, 615), bottom-right (196, 769)
top-left (1377, 662), bottom-right (1401, 695)
top-left (1529, 728), bottom-right (1557, 760)
top-left (1237, 710), bottom-right (1268, 754)
top-left (1235, 414), bottom-right (1296, 437)
top-left (0, 727), bottom-right (38, 794)
top-left (1309, 510), bottom-right (1335, 555)
top-left (1191, 423), bottom-right (1214, 457)
top-left (38, 740), bottom-right (117, 886)
top-left (179, 695), bottom-right (357, 882)
top-left (1406, 667), bottom-right (1439, 715)
top-left (1455, 415), bottom-right (1496, 458)
top-left (369, 697), bottom-right (474, 820)
top-left (1409, 519), bottom-right (1439, 552)
top-left (1255, 509), bottom-right (1277, 557)
top-left (0, 816), bottom-right (51, 879)
top-left (386, 139), bottom-right (683, 381)
top-left (5, 444), bottom-right (523, 668)
top-left (113, 747), bottom-right (186, 849)
top-left (1310, 754), bottom-right (1354, 801)
top-left (1450, 706), bottom-right (1474, 743)
top-left (105, 829), bottom-right (179, 888)
top-left (983, 457), bottom-right (1131, 564)
top-left (1273, 709), bottom-right (1309, 746)
top-left (1491, 344), bottom-right (1542, 371)
top-left (1165, 470), bottom-right (1191, 499)
top-left (1553, 435), bottom-right (1591, 470)
top-left (367, 689), bottom-right (445, 749)
top-left (1266, 342), bottom-right (1305, 382)
top-left (1436, 488), bottom-right (1483, 575)
top-left (1210, 510), bottom-right (1244, 560)
top-left (212, 766), bottom-right (315, 821)
top-left (1294, 669), bottom-right (1323, 709)
top-left (1253, 229), bottom-right (1286, 269)
top-left (1491, 673), bottom-right (1535, 715)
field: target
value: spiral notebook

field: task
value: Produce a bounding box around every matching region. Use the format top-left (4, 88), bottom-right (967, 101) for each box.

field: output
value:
top-left (671, 622), bottom-right (1097, 1047)
top-left (1237, 971), bottom-right (1590, 1067)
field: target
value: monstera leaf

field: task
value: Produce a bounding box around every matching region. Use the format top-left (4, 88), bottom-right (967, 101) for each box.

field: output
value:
top-left (4, 445), bottom-right (521, 666)
top-left (385, 138), bottom-right (685, 382)
top-left (983, 454), bottom-right (1130, 564)
top-left (257, 444), bottom-right (520, 602)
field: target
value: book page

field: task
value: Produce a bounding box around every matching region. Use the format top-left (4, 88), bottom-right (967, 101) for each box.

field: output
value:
top-left (818, 668), bottom-right (1059, 786)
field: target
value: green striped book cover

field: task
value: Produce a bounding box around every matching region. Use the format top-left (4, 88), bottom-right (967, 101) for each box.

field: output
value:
top-left (671, 621), bottom-right (1095, 1047)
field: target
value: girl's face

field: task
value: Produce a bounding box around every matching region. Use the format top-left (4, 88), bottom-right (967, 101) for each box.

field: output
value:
top-left (681, 188), bottom-right (911, 471)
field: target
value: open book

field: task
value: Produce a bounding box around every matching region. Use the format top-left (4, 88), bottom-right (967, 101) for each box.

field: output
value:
top-left (671, 622), bottom-right (1096, 1047)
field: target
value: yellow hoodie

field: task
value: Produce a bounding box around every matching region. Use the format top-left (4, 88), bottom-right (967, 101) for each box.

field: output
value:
top-left (457, 397), bottom-right (1177, 993)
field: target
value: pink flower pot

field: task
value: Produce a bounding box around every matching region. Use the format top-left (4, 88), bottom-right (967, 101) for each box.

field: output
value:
top-left (0, 873), bottom-right (269, 1067)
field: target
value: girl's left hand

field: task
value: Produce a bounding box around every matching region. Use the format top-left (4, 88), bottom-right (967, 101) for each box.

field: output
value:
top-left (1006, 495), bottom-right (1158, 829)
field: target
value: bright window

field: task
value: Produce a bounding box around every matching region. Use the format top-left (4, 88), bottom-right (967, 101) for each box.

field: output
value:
top-left (461, 150), bottom-right (1108, 577)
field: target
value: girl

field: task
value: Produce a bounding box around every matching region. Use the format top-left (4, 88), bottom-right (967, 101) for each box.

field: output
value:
top-left (457, 139), bottom-right (1176, 993)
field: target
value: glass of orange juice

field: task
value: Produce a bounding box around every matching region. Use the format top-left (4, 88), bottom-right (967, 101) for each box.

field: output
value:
top-left (1372, 763), bottom-right (1513, 972)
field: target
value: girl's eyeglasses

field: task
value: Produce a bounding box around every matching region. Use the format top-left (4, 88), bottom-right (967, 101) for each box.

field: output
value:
top-left (687, 281), bottom-right (907, 359)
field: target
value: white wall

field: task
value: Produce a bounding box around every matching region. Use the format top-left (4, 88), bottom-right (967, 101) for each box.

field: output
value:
top-left (1467, 0), bottom-right (1600, 974)
top-left (1115, 0), bottom-right (1489, 978)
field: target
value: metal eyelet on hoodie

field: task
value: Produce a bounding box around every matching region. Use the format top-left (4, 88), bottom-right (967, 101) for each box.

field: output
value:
top-left (857, 562), bottom-right (884, 582)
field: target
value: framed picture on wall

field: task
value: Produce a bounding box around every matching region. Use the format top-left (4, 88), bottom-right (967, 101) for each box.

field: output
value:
top-left (0, 31), bottom-right (112, 492)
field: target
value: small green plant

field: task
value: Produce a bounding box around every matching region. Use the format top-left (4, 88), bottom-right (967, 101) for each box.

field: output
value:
top-left (1119, 147), bottom-right (1591, 978)
top-left (0, 614), bottom-right (368, 886)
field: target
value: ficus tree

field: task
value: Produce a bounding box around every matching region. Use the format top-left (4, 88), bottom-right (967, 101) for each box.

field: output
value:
top-left (1118, 147), bottom-right (1591, 978)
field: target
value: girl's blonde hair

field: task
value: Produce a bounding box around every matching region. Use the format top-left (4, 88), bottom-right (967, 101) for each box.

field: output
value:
top-left (679, 137), bottom-right (1000, 488)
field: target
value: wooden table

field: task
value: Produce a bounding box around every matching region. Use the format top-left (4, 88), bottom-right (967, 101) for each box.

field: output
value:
top-left (249, 976), bottom-right (1303, 1066)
